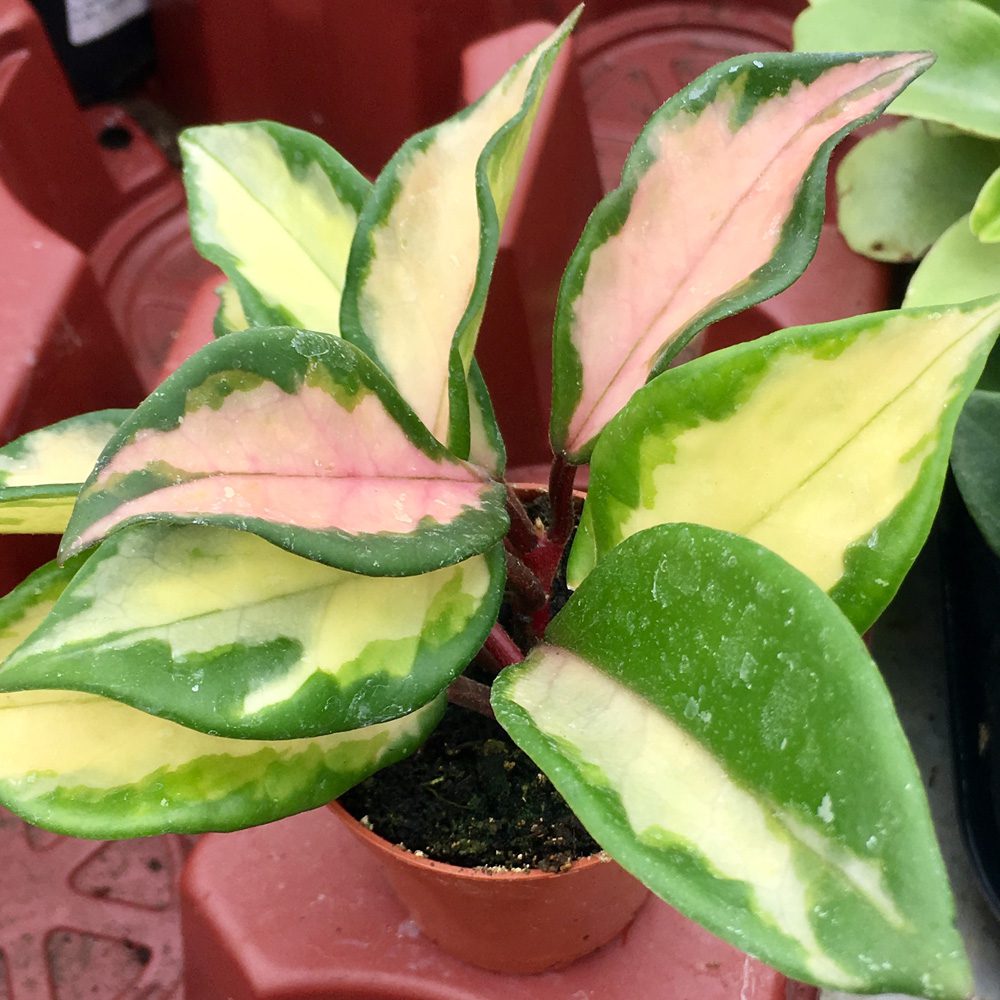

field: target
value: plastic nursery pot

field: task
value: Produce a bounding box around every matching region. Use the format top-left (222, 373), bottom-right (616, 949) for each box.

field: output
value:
top-left (326, 801), bottom-right (650, 975)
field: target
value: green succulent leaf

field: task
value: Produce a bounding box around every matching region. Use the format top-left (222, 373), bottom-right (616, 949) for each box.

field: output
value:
top-left (971, 165), bottom-right (1000, 242)
top-left (570, 298), bottom-right (1000, 632)
top-left (905, 214), bottom-right (1000, 308)
top-left (180, 121), bottom-right (371, 332)
top-left (549, 50), bottom-right (932, 462)
top-left (1, 523), bottom-right (500, 739)
top-left (340, 11), bottom-right (578, 452)
top-left (60, 328), bottom-right (508, 576)
top-left (0, 411), bottom-right (131, 534)
top-left (493, 524), bottom-right (970, 998)
top-left (836, 120), bottom-right (1000, 262)
top-left (467, 360), bottom-right (506, 477)
top-left (951, 389), bottom-right (1000, 555)
top-left (794, 0), bottom-right (1000, 138)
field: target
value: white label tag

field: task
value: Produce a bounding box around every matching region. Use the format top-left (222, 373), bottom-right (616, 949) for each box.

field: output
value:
top-left (65, 0), bottom-right (149, 46)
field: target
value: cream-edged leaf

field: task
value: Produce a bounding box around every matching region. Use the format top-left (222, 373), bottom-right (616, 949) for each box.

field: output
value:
top-left (180, 121), bottom-right (370, 332)
top-left (60, 329), bottom-right (508, 576)
top-left (213, 280), bottom-right (249, 337)
top-left (340, 12), bottom-right (577, 449)
top-left (2, 524), bottom-right (503, 739)
top-left (570, 299), bottom-right (1000, 631)
top-left (549, 51), bottom-right (932, 461)
top-left (0, 689), bottom-right (443, 839)
top-left (494, 525), bottom-right (970, 998)
top-left (0, 411), bottom-right (131, 534)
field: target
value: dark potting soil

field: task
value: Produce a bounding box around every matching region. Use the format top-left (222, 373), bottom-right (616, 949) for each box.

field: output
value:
top-left (339, 702), bottom-right (600, 872)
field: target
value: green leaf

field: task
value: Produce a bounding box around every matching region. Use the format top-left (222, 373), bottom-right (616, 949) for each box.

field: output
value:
top-left (213, 280), bottom-right (249, 337)
top-left (0, 685), bottom-right (443, 838)
top-left (951, 389), bottom-right (1000, 555)
top-left (180, 121), bottom-right (371, 332)
top-left (971, 164), bottom-right (1000, 241)
top-left (570, 298), bottom-right (1000, 631)
top-left (836, 120), bottom-right (1000, 261)
top-left (794, 0), bottom-right (1000, 138)
top-left (549, 51), bottom-right (932, 461)
top-left (1, 523), bottom-right (501, 738)
top-left (60, 329), bottom-right (508, 577)
top-left (905, 213), bottom-right (1000, 308)
top-left (467, 360), bottom-right (506, 477)
top-left (340, 12), bottom-right (578, 449)
top-left (0, 411), bottom-right (131, 534)
top-left (494, 524), bottom-right (970, 998)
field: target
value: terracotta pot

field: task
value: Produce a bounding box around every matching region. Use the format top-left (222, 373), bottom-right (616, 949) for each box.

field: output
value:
top-left (327, 800), bottom-right (650, 974)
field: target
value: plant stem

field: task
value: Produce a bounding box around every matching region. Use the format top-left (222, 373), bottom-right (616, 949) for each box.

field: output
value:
top-left (548, 452), bottom-right (578, 545)
top-left (485, 622), bottom-right (525, 667)
top-left (505, 484), bottom-right (538, 554)
top-left (447, 675), bottom-right (495, 720)
top-left (504, 547), bottom-right (546, 611)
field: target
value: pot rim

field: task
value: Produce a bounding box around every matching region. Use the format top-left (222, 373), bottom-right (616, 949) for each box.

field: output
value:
top-left (328, 800), bottom-right (618, 884)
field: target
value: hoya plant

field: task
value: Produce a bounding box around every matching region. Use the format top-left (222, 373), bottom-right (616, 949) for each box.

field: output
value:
top-left (0, 13), bottom-right (991, 997)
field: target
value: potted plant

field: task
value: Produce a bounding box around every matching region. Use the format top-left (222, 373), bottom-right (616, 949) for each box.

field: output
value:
top-left (0, 12), bottom-right (991, 997)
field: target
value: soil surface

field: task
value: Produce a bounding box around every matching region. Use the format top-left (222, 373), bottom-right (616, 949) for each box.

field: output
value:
top-left (339, 703), bottom-right (600, 872)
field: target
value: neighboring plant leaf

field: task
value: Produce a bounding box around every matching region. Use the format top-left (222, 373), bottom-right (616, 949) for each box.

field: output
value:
top-left (213, 280), bottom-right (248, 337)
top-left (340, 12), bottom-right (578, 450)
top-left (60, 329), bottom-right (508, 576)
top-left (549, 51), bottom-right (932, 462)
top-left (493, 525), bottom-right (970, 998)
top-left (836, 120), bottom-right (1000, 262)
top-left (904, 213), bottom-right (1000, 308)
top-left (951, 389), bottom-right (1000, 555)
top-left (1, 523), bottom-right (502, 739)
top-left (0, 411), bottom-right (131, 534)
top-left (971, 164), bottom-right (1000, 242)
top-left (180, 121), bottom-right (370, 331)
top-left (794, 0), bottom-right (1000, 138)
top-left (0, 687), bottom-right (443, 838)
top-left (570, 298), bottom-right (1000, 632)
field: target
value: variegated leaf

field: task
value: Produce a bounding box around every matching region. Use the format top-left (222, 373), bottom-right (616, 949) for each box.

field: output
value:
top-left (340, 11), bottom-right (578, 451)
top-left (213, 280), bottom-right (249, 337)
top-left (549, 51), bottom-right (932, 462)
top-left (493, 524), bottom-right (970, 999)
top-left (2, 523), bottom-right (501, 739)
top-left (467, 360), bottom-right (506, 476)
top-left (794, 0), bottom-right (1000, 139)
top-left (0, 411), bottom-right (131, 534)
top-left (971, 164), bottom-right (1000, 242)
top-left (0, 687), bottom-right (443, 838)
top-left (570, 298), bottom-right (1000, 632)
top-left (60, 329), bottom-right (508, 576)
top-left (180, 121), bottom-right (370, 331)
top-left (904, 214), bottom-right (1000, 308)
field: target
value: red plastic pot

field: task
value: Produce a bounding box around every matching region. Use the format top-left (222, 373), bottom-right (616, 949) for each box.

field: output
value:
top-left (328, 800), bottom-right (649, 974)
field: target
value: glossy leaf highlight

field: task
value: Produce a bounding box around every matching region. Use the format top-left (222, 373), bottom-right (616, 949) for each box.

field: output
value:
top-left (570, 299), bottom-right (1000, 631)
top-left (550, 51), bottom-right (932, 461)
top-left (0, 411), bottom-right (131, 534)
top-left (494, 524), bottom-right (970, 998)
top-left (61, 329), bottom-right (508, 576)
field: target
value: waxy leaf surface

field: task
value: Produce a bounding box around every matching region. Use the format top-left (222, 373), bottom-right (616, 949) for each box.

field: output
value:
top-left (2, 523), bottom-right (501, 738)
top-left (836, 120), bottom-right (1000, 262)
top-left (570, 299), bottom-right (1000, 631)
top-left (549, 51), bottom-right (932, 461)
top-left (181, 121), bottom-right (370, 331)
top-left (0, 555), bottom-right (445, 838)
top-left (494, 524), bottom-right (970, 998)
top-left (951, 389), bottom-right (1000, 556)
top-left (0, 411), bottom-right (130, 534)
top-left (795, 0), bottom-right (1000, 138)
top-left (340, 13), bottom-right (576, 449)
top-left (61, 329), bottom-right (508, 576)
top-left (905, 215), bottom-right (1000, 308)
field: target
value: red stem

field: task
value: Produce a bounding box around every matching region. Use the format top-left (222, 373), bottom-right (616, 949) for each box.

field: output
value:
top-left (505, 484), bottom-right (538, 555)
top-left (484, 622), bottom-right (525, 667)
top-left (447, 676), bottom-right (495, 719)
top-left (504, 547), bottom-right (546, 611)
top-left (548, 452), bottom-right (578, 545)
